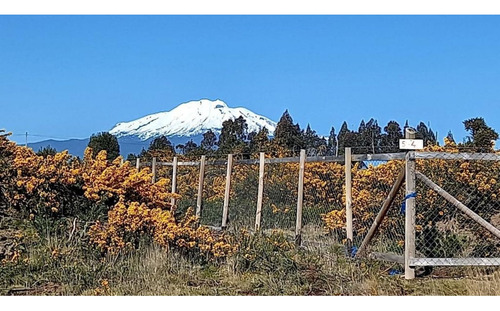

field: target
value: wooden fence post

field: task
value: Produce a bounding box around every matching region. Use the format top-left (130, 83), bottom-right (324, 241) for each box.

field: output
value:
top-left (405, 128), bottom-right (416, 280)
top-left (255, 152), bottom-right (265, 231)
top-left (222, 154), bottom-right (233, 230)
top-left (136, 158), bottom-right (140, 171)
top-left (295, 149), bottom-right (306, 246)
top-left (170, 156), bottom-right (178, 209)
top-left (196, 155), bottom-right (206, 218)
top-left (345, 147), bottom-right (353, 242)
top-left (152, 157), bottom-right (157, 184)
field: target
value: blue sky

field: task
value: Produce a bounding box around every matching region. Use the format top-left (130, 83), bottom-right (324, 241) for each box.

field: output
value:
top-left (1, 15), bottom-right (500, 144)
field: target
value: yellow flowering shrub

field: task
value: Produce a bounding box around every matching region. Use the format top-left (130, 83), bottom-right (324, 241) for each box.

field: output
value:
top-left (8, 146), bottom-right (81, 216)
top-left (89, 205), bottom-right (236, 258)
top-left (82, 148), bottom-right (180, 209)
top-left (0, 133), bottom-right (235, 259)
top-left (0, 131), bottom-right (18, 208)
top-left (321, 141), bottom-right (500, 257)
top-left (80, 149), bottom-right (234, 258)
top-left (304, 162), bottom-right (344, 204)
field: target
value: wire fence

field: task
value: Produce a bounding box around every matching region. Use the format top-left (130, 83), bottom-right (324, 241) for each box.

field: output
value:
top-left (412, 152), bottom-right (500, 266)
top-left (137, 149), bottom-right (500, 269)
top-left (175, 163), bottom-right (198, 216)
top-left (261, 162), bottom-right (298, 233)
top-left (228, 161), bottom-right (259, 230)
top-left (352, 159), bottom-right (406, 256)
top-left (198, 157), bottom-right (226, 227)
top-left (302, 161), bottom-right (344, 246)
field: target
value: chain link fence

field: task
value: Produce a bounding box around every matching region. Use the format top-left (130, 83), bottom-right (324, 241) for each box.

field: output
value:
top-left (198, 157), bottom-right (226, 227)
top-left (140, 150), bottom-right (500, 270)
top-left (175, 162), bottom-right (198, 216)
top-left (352, 159), bottom-right (406, 256)
top-left (261, 162), bottom-right (298, 234)
top-left (412, 152), bottom-right (500, 266)
top-left (302, 161), bottom-right (344, 246)
top-left (227, 161), bottom-right (259, 230)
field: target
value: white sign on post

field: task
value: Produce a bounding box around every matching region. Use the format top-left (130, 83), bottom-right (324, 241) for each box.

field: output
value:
top-left (399, 139), bottom-right (424, 150)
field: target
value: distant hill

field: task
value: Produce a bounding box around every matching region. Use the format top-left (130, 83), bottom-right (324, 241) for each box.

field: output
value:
top-left (28, 135), bottom-right (207, 158)
top-left (28, 138), bottom-right (90, 158)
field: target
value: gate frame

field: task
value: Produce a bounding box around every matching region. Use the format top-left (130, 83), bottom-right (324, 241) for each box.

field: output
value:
top-left (406, 151), bottom-right (500, 274)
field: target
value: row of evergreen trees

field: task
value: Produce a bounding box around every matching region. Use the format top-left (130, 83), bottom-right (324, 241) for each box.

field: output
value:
top-left (37, 111), bottom-right (498, 160)
top-left (132, 110), bottom-right (441, 159)
top-left (126, 111), bottom-right (497, 160)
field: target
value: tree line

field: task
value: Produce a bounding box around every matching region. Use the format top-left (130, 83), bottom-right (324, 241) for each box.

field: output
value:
top-left (36, 111), bottom-right (499, 161)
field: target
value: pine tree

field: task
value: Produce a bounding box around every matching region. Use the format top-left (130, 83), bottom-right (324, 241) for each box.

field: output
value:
top-left (36, 145), bottom-right (57, 157)
top-left (327, 126), bottom-right (337, 156)
top-left (218, 116), bottom-right (249, 155)
top-left (416, 122), bottom-right (437, 146)
top-left (184, 140), bottom-right (198, 155)
top-left (126, 153), bottom-right (137, 162)
top-left (445, 131), bottom-right (455, 144)
top-left (273, 110), bottom-right (304, 155)
top-left (462, 117), bottom-right (499, 152)
top-left (357, 119), bottom-right (381, 153)
top-left (357, 120), bottom-right (367, 150)
top-left (87, 132), bottom-right (120, 161)
top-left (337, 121), bottom-right (357, 155)
top-left (201, 130), bottom-right (217, 153)
top-left (303, 124), bottom-right (325, 155)
top-left (137, 135), bottom-right (176, 160)
top-left (366, 118), bottom-right (382, 153)
top-left (250, 127), bottom-right (270, 153)
top-left (382, 121), bottom-right (403, 152)
top-left (404, 120), bottom-right (410, 135)
top-left (148, 136), bottom-right (172, 150)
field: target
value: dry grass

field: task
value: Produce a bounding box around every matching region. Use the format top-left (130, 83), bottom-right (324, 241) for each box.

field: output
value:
top-left (1, 220), bottom-right (499, 296)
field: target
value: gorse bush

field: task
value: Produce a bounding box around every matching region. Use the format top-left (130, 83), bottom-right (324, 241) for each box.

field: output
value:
top-left (3, 130), bottom-right (500, 266)
top-left (322, 138), bottom-right (500, 256)
top-left (0, 134), bottom-right (235, 262)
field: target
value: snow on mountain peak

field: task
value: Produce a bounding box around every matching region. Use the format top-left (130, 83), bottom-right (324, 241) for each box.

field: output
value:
top-left (109, 99), bottom-right (276, 140)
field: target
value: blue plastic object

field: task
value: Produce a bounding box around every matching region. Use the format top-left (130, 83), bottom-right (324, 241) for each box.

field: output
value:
top-left (400, 192), bottom-right (417, 214)
top-left (350, 246), bottom-right (358, 257)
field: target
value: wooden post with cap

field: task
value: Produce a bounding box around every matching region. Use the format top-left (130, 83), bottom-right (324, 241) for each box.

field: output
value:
top-left (345, 147), bottom-right (353, 243)
top-left (295, 149), bottom-right (306, 246)
top-left (171, 156), bottom-right (178, 209)
top-left (404, 128), bottom-right (417, 280)
top-left (196, 155), bottom-right (206, 218)
top-left (222, 154), bottom-right (233, 230)
top-left (255, 152), bottom-right (265, 231)
top-left (152, 157), bottom-right (157, 184)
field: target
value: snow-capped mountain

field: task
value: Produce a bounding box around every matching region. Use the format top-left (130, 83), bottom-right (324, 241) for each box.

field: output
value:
top-left (28, 99), bottom-right (276, 157)
top-left (109, 99), bottom-right (276, 140)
